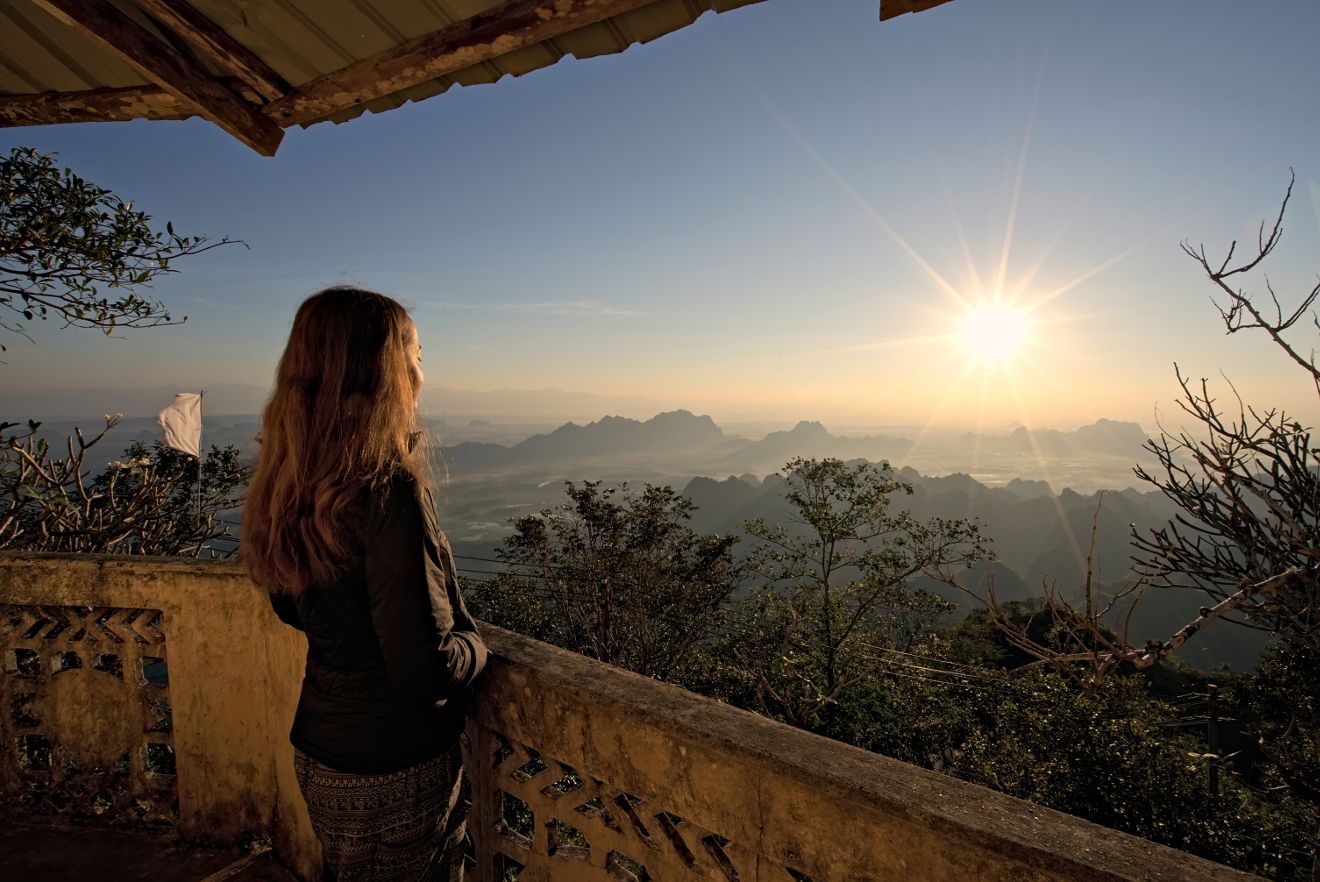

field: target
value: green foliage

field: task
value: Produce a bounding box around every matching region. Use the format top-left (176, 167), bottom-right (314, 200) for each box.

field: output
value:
top-left (1244, 641), bottom-right (1320, 809)
top-left (466, 481), bottom-right (740, 682)
top-left (0, 415), bottom-right (247, 556)
top-left (734, 457), bottom-right (989, 727)
top-left (922, 601), bottom-right (1315, 879)
top-left (0, 146), bottom-right (236, 347)
top-left (868, 662), bottom-right (1314, 879)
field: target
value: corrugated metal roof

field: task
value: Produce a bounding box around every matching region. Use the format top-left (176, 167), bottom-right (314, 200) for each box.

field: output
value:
top-left (1, 2), bottom-right (141, 92)
top-left (0, 1), bottom-right (956, 151)
top-left (1, 1), bottom-right (763, 127)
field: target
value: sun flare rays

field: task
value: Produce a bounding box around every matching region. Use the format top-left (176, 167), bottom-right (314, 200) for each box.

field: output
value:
top-left (725, 47), bottom-right (1170, 490)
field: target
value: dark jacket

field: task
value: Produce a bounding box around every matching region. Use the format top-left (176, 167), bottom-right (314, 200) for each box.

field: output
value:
top-left (268, 473), bottom-right (487, 773)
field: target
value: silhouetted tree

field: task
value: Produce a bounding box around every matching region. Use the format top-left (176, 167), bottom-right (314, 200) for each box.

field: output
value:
top-left (0, 147), bottom-right (243, 556)
top-left (466, 481), bottom-right (740, 681)
top-left (0, 416), bottom-right (246, 557)
top-left (733, 456), bottom-right (988, 728)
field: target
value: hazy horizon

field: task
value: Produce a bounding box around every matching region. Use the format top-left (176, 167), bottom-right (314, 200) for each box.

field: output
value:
top-left (0, 380), bottom-right (1164, 433)
top-left (3, 0), bottom-right (1320, 432)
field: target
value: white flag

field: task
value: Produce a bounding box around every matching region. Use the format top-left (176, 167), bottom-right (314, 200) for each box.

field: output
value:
top-left (158, 393), bottom-right (202, 458)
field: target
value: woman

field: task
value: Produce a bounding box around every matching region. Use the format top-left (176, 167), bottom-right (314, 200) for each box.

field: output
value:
top-left (242, 287), bottom-right (487, 881)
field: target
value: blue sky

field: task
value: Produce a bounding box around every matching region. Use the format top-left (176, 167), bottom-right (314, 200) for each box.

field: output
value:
top-left (3, 0), bottom-right (1320, 429)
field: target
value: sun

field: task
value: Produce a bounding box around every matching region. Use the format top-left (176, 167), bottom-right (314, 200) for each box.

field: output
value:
top-left (957, 302), bottom-right (1030, 364)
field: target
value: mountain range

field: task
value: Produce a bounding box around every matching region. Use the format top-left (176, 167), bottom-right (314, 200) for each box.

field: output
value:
top-left (440, 409), bottom-right (1152, 477)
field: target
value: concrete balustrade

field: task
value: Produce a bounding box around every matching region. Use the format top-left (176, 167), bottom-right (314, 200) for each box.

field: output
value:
top-left (0, 553), bottom-right (1259, 881)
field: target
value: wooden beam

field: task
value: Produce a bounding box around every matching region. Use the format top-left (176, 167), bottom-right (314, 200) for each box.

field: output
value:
top-left (30, 0), bottom-right (283, 155)
top-left (264, 0), bottom-right (664, 127)
top-left (0, 85), bottom-right (192, 126)
top-left (133, 0), bottom-right (289, 102)
top-left (879, 0), bottom-right (957, 20)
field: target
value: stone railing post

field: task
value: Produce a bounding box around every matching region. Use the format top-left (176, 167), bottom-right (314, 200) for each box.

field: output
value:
top-left (0, 553), bottom-right (319, 881)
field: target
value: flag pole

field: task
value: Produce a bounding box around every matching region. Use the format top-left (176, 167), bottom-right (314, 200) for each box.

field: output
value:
top-left (196, 390), bottom-right (204, 536)
top-left (156, 391), bottom-right (206, 554)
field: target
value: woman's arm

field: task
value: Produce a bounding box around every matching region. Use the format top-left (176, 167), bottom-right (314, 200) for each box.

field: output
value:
top-left (268, 590), bottom-right (304, 631)
top-left (365, 478), bottom-right (488, 699)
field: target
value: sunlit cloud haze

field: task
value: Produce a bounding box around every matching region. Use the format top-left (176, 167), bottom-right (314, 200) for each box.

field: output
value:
top-left (2, 0), bottom-right (1319, 432)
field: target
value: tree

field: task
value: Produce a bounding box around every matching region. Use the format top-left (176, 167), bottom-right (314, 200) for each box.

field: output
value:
top-left (733, 457), bottom-right (989, 729)
top-left (0, 416), bottom-right (246, 557)
top-left (0, 146), bottom-right (235, 348)
top-left (464, 481), bottom-right (740, 682)
top-left (936, 668), bottom-right (1307, 877)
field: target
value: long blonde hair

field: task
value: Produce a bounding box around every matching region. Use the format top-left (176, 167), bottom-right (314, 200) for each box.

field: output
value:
top-left (242, 287), bottom-right (430, 595)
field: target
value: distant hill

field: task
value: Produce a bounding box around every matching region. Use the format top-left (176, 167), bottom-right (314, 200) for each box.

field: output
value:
top-left (442, 409), bottom-right (733, 471)
top-left (973, 418), bottom-right (1150, 458)
top-left (514, 410), bottom-right (726, 458)
top-left (681, 466), bottom-right (1165, 582)
top-left (434, 411), bottom-right (1157, 494)
top-left (438, 413), bottom-right (913, 475)
top-left (0, 383), bottom-right (666, 422)
top-left (423, 386), bottom-right (664, 419)
top-left (712, 420), bottom-right (909, 471)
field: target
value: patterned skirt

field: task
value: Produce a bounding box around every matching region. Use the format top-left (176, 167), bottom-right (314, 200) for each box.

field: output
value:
top-left (293, 743), bottom-right (466, 882)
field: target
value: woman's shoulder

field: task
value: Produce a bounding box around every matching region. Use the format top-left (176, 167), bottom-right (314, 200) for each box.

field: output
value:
top-left (368, 470), bottom-right (440, 535)
top-left (365, 467), bottom-right (422, 502)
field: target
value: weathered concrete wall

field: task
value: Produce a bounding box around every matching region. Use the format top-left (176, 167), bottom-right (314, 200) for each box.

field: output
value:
top-left (0, 553), bottom-right (319, 882)
top-left (0, 554), bottom-right (1262, 882)
top-left (469, 626), bottom-right (1261, 882)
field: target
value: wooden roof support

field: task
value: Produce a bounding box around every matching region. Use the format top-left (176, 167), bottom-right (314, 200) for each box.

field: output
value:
top-left (264, 0), bottom-right (664, 128)
top-left (879, 0), bottom-right (957, 20)
top-left (30, 0), bottom-right (283, 155)
top-left (134, 0), bottom-right (289, 102)
top-left (0, 84), bottom-right (191, 126)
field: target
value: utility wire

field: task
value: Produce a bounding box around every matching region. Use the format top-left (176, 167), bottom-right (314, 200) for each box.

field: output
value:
top-left (462, 573), bottom-right (1008, 682)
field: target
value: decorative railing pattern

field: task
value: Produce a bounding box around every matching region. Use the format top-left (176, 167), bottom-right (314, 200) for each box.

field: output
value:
top-left (468, 725), bottom-right (807, 882)
top-left (1, 603), bottom-right (176, 826)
